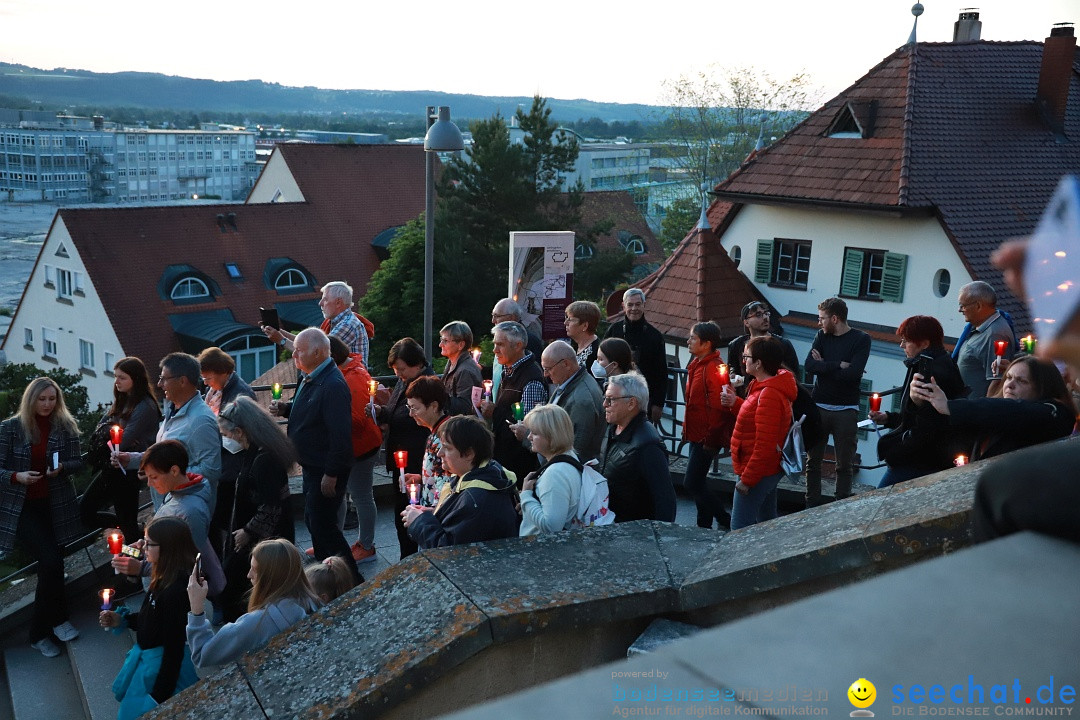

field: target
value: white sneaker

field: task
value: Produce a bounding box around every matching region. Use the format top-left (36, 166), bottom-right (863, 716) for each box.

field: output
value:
top-left (52, 621), bottom-right (79, 642)
top-left (31, 638), bottom-right (61, 658)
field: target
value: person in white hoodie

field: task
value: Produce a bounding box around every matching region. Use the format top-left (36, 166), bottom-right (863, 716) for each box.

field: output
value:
top-left (185, 538), bottom-right (320, 668)
top-left (519, 404), bottom-right (582, 536)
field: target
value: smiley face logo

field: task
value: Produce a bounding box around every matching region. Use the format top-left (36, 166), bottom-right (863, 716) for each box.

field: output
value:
top-left (848, 678), bottom-right (877, 709)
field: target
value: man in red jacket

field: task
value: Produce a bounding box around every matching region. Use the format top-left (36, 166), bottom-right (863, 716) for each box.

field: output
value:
top-left (682, 322), bottom-right (734, 530)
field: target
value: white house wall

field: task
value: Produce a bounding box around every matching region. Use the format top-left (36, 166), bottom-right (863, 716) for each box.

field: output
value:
top-left (247, 150), bottom-right (305, 204)
top-left (3, 216), bottom-right (126, 408)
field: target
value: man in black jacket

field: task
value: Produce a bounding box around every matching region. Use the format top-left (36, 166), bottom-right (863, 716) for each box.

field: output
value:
top-left (270, 328), bottom-right (359, 583)
top-left (604, 288), bottom-right (669, 422)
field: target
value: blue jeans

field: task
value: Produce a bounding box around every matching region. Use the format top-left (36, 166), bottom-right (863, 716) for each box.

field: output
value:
top-left (684, 442), bottom-right (729, 529)
top-left (731, 472), bottom-right (784, 530)
top-left (302, 466), bottom-right (360, 583)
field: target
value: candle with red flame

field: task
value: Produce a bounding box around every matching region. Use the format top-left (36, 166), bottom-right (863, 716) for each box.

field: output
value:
top-left (106, 529), bottom-right (124, 555)
top-left (394, 450), bottom-right (408, 470)
top-left (994, 340), bottom-right (1008, 358)
top-left (100, 588), bottom-right (114, 611)
top-left (869, 394), bottom-right (882, 413)
top-left (717, 364), bottom-right (729, 387)
top-left (109, 424), bottom-right (123, 447)
top-left (954, 454), bottom-right (968, 467)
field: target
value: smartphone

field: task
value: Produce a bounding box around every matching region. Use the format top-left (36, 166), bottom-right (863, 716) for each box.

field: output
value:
top-left (50, 452), bottom-right (59, 472)
top-left (194, 552), bottom-right (204, 583)
top-left (914, 354), bottom-right (934, 381)
top-left (120, 544), bottom-right (142, 560)
top-left (259, 307), bottom-right (280, 330)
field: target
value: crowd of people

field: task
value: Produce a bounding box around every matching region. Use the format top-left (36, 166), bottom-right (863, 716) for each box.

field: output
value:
top-left (1, 271), bottom-right (1076, 711)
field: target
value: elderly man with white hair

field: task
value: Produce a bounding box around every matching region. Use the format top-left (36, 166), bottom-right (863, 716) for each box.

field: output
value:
top-left (597, 372), bottom-right (676, 522)
top-left (269, 328), bottom-right (360, 584)
top-left (262, 280), bottom-right (371, 365)
top-left (481, 321), bottom-right (547, 481)
top-left (603, 288), bottom-right (669, 423)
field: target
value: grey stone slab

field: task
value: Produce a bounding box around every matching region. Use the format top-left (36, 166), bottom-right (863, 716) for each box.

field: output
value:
top-left (650, 521), bottom-right (722, 588)
top-left (243, 554), bottom-right (491, 719)
top-left (148, 665), bottom-right (265, 720)
top-left (4, 644), bottom-right (86, 720)
top-left (655, 532), bottom-right (1080, 716)
top-left (421, 521), bottom-right (677, 643)
top-left (679, 490), bottom-right (888, 610)
top-left (627, 617), bottom-right (702, 657)
top-left (66, 598), bottom-right (133, 720)
top-left (860, 466), bottom-right (978, 562)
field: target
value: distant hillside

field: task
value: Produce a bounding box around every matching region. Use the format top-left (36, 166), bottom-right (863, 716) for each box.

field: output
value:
top-left (0, 63), bottom-right (659, 124)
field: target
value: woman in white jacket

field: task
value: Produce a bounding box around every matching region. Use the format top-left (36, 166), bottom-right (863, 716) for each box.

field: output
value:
top-left (186, 538), bottom-right (320, 668)
top-left (519, 405), bottom-right (582, 536)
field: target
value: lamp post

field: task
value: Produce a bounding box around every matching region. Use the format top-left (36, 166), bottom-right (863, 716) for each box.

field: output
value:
top-left (423, 106), bottom-right (465, 360)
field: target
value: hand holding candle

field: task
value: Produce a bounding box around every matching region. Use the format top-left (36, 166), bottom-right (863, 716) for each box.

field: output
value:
top-left (869, 393), bottom-right (882, 413)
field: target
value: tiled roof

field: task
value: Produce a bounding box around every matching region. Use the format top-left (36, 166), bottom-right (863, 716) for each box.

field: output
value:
top-left (605, 202), bottom-right (770, 341)
top-left (715, 38), bottom-right (1080, 327)
top-left (61, 143), bottom-right (426, 371)
top-left (577, 190), bottom-right (663, 266)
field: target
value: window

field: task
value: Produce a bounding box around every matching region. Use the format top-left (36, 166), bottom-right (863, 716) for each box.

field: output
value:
top-left (933, 269), bottom-right (951, 298)
top-left (756, 239), bottom-right (811, 289)
top-left (42, 327), bottom-right (58, 359)
top-left (730, 245), bottom-right (742, 268)
top-left (171, 277), bottom-right (211, 300)
top-left (24, 327), bottom-right (33, 348)
top-left (274, 268), bottom-right (308, 290)
top-left (57, 269), bottom-right (74, 300)
top-left (79, 339), bottom-right (95, 370)
top-left (73, 272), bottom-right (85, 295)
top-left (43, 264), bottom-right (55, 287)
top-left (575, 243), bottom-right (594, 260)
top-left (840, 248), bottom-right (908, 303)
top-left (224, 263), bottom-right (242, 279)
top-left (104, 351), bottom-right (115, 374)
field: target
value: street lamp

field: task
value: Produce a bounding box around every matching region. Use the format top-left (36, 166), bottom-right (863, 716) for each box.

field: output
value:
top-left (423, 106), bottom-right (464, 360)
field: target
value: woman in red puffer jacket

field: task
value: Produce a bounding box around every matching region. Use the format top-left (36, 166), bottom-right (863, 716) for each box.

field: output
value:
top-left (721, 336), bottom-right (796, 530)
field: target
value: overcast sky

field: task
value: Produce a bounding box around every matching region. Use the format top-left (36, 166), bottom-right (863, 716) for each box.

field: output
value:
top-left (1, 0), bottom-right (1075, 107)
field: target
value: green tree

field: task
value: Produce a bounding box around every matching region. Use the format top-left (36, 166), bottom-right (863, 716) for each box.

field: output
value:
top-left (358, 217), bottom-right (427, 366)
top-left (0, 363), bottom-right (98, 437)
top-left (658, 195), bottom-right (702, 253)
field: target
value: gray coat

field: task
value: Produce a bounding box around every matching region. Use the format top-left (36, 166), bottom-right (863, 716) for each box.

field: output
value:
top-left (551, 367), bottom-right (605, 463)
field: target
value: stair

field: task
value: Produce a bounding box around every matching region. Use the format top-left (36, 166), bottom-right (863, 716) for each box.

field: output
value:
top-left (66, 593), bottom-right (138, 720)
top-left (3, 641), bottom-right (86, 720)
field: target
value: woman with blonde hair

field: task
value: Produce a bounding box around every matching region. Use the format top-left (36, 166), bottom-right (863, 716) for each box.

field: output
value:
top-left (0, 377), bottom-right (83, 657)
top-left (519, 404), bottom-right (582, 535)
top-left (186, 538), bottom-right (320, 667)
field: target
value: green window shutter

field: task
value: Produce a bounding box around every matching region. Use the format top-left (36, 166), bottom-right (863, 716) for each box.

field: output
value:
top-left (880, 252), bottom-right (908, 303)
top-left (840, 248), bottom-right (864, 297)
top-left (754, 240), bottom-right (773, 283)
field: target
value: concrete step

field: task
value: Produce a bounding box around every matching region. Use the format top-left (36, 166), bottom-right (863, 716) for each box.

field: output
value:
top-left (3, 640), bottom-right (86, 720)
top-left (66, 589), bottom-right (138, 720)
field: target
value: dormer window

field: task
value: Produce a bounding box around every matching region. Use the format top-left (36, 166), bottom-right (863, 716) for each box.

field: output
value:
top-left (275, 269), bottom-right (308, 290)
top-left (171, 277), bottom-right (210, 300)
top-left (264, 258), bottom-right (316, 295)
top-left (575, 243), bottom-right (594, 260)
top-left (826, 101), bottom-right (876, 139)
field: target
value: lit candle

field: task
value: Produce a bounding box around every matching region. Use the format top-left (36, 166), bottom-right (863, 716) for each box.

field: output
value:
top-left (954, 454), bottom-right (968, 467)
top-left (1021, 335), bottom-right (1036, 354)
top-left (271, 383), bottom-right (282, 400)
top-left (512, 402), bottom-right (524, 421)
top-left (394, 450), bottom-right (408, 493)
top-left (100, 588), bottom-right (114, 611)
top-left (869, 394), bottom-right (881, 413)
top-left (109, 424), bottom-right (123, 447)
top-left (994, 340), bottom-right (1007, 358)
top-left (482, 379), bottom-right (493, 402)
top-left (408, 482), bottom-right (421, 506)
top-left (472, 348), bottom-right (482, 365)
top-left (368, 379), bottom-right (378, 398)
top-left (107, 529), bottom-right (124, 575)
top-left (717, 363), bottom-right (729, 387)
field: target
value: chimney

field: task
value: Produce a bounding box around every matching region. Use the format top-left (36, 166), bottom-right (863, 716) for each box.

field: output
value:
top-left (953, 9), bottom-right (981, 42)
top-left (1036, 23), bottom-right (1077, 135)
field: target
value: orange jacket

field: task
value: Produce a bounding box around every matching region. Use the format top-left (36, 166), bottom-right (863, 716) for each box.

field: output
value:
top-left (682, 350), bottom-right (736, 448)
top-left (729, 369), bottom-right (797, 486)
top-left (339, 354), bottom-right (383, 458)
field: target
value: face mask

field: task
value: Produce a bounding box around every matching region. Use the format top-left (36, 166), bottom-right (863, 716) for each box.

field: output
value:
top-left (221, 436), bottom-right (244, 454)
top-left (591, 360), bottom-right (607, 379)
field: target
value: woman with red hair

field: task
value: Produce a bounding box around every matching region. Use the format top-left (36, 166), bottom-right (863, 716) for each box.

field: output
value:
top-left (870, 315), bottom-right (965, 487)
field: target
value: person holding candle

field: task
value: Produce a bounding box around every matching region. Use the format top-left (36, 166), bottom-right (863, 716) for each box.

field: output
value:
top-left (726, 301), bottom-right (800, 397)
top-left (953, 281), bottom-right (1018, 399)
top-left (438, 321), bottom-right (483, 416)
top-left (720, 336), bottom-right (798, 530)
top-left (81, 356), bottom-right (162, 543)
top-left (215, 397), bottom-right (298, 621)
top-left (0, 377), bottom-right (84, 657)
top-left (328, 336), bottom-right (382, 565)
top-left (404, 376), bottom-right (453, 508)
top-left (401, 416), bottom-right (520, 548)
top-left (682, 322), bottom-right (735, 530)
top-left (912, 354), bottom-right (1075, 463)
top-left (99, 516), bottom-right (199, 719)
top-left (563, 301), bottom-right (602, 376)
top-left (592, 338), bottom-right (635, 381)
top-left (518, 404), bottom-right (582, 535)
top-left (869, 316), bottom-right (966, 488)
top-left (186, 538), bottom-right (321, 669)
top-left (376, 337), bottom-right (435, 559)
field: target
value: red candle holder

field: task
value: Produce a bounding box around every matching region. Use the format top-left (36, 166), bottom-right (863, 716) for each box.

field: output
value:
top-left (106, 529), bottom-right (124, 556)
top-left (717, 364), bottom-right (729, 386)
top-left (109, 424), bottom-right (123, 447)
top-left (869, 394), bottom-right (882, 413)
top-left (993, 340), bottom-right (1007, 358)
top-left (394, 451), bottom-right (408, 470)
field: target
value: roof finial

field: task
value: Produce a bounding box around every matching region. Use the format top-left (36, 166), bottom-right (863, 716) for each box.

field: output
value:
top-left (908, 3), bottom-right (925, 44)
top-left (697, 181), bottom-right (711, 230)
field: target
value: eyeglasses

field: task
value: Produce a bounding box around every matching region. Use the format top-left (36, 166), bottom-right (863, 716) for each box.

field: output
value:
top-left (602, 395), bottom-right (632, 406)
top-left (438, 337), bottom-right (460, 346)
top-left (158, 374), bottom-right (177, 383)
top-left (742, 355), bottom-right (755, 362)
top-left (491, 312), bottom-right (513, 322)
top-left (144, 540), bottom-right (160, 548)
top-left (541, 358), bottom-right (567, 373)
top-left (406, 403), bottom-right (425, 414)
